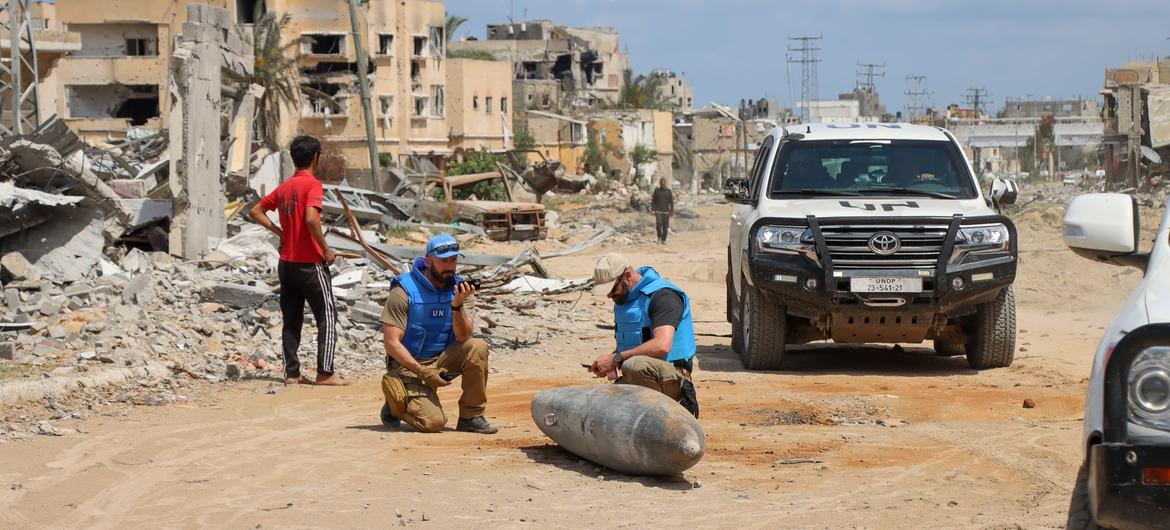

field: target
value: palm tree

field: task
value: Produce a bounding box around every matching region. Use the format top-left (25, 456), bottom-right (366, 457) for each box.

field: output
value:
top-left (244, 10), bottom-right (305, 149)
top-left (445, 15), bottom-right (468, 43)
top-left (617, 69), bottom-right (669, 110)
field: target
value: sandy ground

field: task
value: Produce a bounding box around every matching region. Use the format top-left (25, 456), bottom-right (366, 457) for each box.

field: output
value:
top-left (0, 200), bottom-right (1143, 528)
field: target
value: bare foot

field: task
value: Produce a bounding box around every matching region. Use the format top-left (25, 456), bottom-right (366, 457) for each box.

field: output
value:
top-left (314, 374), bottom-right (349, 386)
top-left (284, 375), bottom-right (312, 385)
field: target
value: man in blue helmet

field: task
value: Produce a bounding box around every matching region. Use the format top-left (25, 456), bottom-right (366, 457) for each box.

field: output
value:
top-left (588, 253), bottom-right (700, 417)
top-left (378, 234), bottom-right (497, 434)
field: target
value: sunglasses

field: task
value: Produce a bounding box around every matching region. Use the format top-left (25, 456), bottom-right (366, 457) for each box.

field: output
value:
top-left (428, 243), bottom-right (460, 256)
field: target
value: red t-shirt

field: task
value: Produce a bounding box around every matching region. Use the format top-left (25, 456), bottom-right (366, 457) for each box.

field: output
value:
top-left (259, 170), bottom-right (325, 263)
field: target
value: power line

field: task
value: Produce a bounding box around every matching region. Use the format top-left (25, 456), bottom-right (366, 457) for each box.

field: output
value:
top-left (787, 34), bottom-right (822, 122)
top-left (856, 62), bottom-right (885, 93)
top-left (963, 87), bottom-right (992, 118)
top-left (904, 75), bottom-right (930, 122)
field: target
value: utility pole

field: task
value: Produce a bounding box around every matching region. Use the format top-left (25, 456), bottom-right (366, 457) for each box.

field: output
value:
top-left (786, 35), bottom-right (822, 122)
top-left (963, 87), bottom-right (991, 118)
top-left (904, 75), bottom-right (930, 123)
top-left (347, 0), bottom-right (383, 192)
top-left (0, 0), bottom-right (40, 135)
top-left (856, 62), bottom-right (885, 93)
top-left (963, 88), bottom-right (991, 176)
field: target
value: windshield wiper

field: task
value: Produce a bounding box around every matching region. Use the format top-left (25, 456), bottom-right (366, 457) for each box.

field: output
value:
top-left (774, 189), bottom-right (863, 197)
top-left (854, 187), bottom-right (957, 200)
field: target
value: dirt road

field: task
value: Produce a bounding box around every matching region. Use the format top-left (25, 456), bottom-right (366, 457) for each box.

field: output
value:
top-left (0, 201), bottom-right (1137, 528)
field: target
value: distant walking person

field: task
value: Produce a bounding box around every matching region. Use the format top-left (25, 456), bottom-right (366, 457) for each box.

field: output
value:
top-left (651, 179), bottom-right (674, 244)
top-left (249, 135), bottom-right (347, 386)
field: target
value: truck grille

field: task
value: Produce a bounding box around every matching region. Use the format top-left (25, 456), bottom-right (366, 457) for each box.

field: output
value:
top-left (819, 223), bottom-right (949, 270)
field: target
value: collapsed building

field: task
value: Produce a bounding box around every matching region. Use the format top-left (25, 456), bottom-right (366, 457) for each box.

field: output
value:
top-left (675, 103), bottom-right (777, 192)
top-left (47, 0), bottom-right (515, 189)
top-left (448, 19), bottom-right (629, 113)
top-left (0, 2), bottom-right (255, 288)
top-left (1101, 58), bottom-right (1170, 186)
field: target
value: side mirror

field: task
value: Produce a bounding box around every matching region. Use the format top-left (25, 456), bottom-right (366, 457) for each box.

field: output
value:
top-left (722, 177), bottom-right (752, 204)
top-left (1063, 193), bottom-right (1147, 270)
top-left (990, 178), bottom-right (1018, 207)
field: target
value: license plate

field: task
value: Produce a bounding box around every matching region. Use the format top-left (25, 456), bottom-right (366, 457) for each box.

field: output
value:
top-left (850, 277), bottom-right (923, 293)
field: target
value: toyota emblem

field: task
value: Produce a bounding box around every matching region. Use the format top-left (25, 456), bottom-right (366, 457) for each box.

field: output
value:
top-left (868, 232), bottom-right (901, 255)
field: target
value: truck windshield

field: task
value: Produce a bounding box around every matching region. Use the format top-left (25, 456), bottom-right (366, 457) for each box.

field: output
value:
top-left (768, 139), bottom-right (977, 199)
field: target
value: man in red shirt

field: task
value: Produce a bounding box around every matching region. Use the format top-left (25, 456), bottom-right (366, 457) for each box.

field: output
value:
top-left (249, 136), bottom-right (346, 386)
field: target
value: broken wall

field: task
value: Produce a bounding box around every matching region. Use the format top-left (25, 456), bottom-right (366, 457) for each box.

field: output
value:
top-left (71, 23), bottom-right (158, 57)
top-left (52, 0), bottom-right (238, 141)
top-left (167, 4), bottom-right (253, 259)
top-left (66, 85), bottom-right (160, 124)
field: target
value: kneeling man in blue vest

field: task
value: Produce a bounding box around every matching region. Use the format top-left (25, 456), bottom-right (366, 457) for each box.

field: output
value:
top-left (379, 234), bottom-right (498, 434)
top-left (588, 253), bottom-right (700, 418)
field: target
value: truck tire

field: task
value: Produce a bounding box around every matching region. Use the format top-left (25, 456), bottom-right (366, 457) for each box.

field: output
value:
top-left (729, 266), bottom-right (744, 355)
top-left (965, 286), bottom-right (1016, 369)
top-left (1066, 463), bottom-right (1101, 530)
top-left (933, 340), bottom-right (965, 357)
top-left (740, 285), bottom-right (786, 370)
top-left (731, 309), bottom-right (744, 356)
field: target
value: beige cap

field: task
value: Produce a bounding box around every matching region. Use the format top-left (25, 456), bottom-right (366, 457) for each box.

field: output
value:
top-left (592, 253), bottom-right (631, 294)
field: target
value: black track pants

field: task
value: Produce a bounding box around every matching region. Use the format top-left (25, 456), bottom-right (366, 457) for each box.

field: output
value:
top-left (277, 260), bottom-right (337, 378)
top-left (655, 213), bottom-right (670, 242)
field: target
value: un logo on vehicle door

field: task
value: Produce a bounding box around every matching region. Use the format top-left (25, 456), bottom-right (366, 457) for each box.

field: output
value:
top-left (868, 232), bottom-right (901, 255)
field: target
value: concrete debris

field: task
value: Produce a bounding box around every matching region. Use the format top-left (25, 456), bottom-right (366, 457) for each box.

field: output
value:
top-left (199, 283), bottom-right (274, 309)
top-left (1, 211), bottom-right (104, 284)
top-left (499, 275), bottom-right (592, 295)
top-left (0, 181), bottom-right (85, 209)
top-left (202, 225), bottom-right (280, 272)
top-left (0, 342), bottom-right (19, 361)
top-left (1, 252), bottom-right (41, 282)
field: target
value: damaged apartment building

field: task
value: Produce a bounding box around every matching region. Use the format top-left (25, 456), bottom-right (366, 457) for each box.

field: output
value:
top-left (48, 0), bottom-right (510, 186)
top-left (271, 0), bottom-right (452, 186)
top-left (448, 19), bottom-right (629, 113)
top-left (1101, 57), bottom-right (1170, 186)
top-left (50, 0), bottom-right (239, 143)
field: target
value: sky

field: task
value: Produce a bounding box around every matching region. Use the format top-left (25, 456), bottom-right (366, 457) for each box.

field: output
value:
top-left (445, 0), bottom-right (1170, 114)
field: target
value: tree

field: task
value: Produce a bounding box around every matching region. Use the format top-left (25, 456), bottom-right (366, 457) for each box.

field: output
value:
top-left (630, 144), bottom-right (659, 185)
top-left (243, 9), bottom-right (305, 149)
top-left (513, 129), bottom-right (536, 149)
top-left (445, 14), bottom-right (468, 52)
top-left (447, 149), bottom-right (501, 176)
top-left (616, 69), bottom-right (670, 110)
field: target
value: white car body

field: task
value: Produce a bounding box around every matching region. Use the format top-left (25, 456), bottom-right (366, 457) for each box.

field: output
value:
top-left (725, 122), bottom-right (1021, 371)
top-left (1071, 199), bottom-right (1170, 451)
top-left (728, 123), bottom-right (1002, 299)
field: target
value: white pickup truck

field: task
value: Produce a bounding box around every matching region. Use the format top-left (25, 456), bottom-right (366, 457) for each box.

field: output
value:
top-left (724, 123), bottom-right (1020, 369)
top-left (1062, 193), bottom-right (1170, 528)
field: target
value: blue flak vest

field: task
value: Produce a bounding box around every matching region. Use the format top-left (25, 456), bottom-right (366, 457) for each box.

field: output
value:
top-left (392, 261), bottom-right (462, 360)
top-left (614, 267), bottom-right (696, 363)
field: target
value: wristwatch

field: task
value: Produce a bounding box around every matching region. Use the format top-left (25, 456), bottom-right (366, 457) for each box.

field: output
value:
top-left (451, 304), bottom-right (463, 312)
top-left (613, 351), bottom-right (624, 367)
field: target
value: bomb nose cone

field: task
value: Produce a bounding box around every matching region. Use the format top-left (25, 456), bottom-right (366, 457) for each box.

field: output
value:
top-left (679, 438), bottom-right (703, 459)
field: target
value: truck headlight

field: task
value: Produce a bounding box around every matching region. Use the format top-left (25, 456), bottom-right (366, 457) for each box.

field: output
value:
top-left (755, 225), bottom-right (817, 262)
top-left (956, 224), bottom-right (1010, 249)
top-left (1129, 347), bottom-right (1170, 429)
top-left (949, 223), bottom-right (1013, 268)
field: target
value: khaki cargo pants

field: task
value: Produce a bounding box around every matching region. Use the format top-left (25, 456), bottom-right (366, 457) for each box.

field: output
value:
top-left (617, 355), bottom-right (693, 400)
top-left (382, 338), bottom-right (490, 433)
